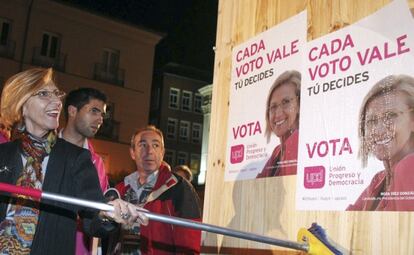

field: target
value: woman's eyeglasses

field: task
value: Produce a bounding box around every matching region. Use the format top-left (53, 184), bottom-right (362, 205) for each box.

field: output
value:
top-left (32, 89), bottom-right (66, 100)
top-left (365, 108), bottom-right (414, 129)
top-left (268, 97), bottom-right (297, 115)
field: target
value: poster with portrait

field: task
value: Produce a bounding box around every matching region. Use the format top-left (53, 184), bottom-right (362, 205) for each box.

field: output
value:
top-left (296, 0), bottom-right (414, 211)
top-left (225, 11), bottom-right (306, 181)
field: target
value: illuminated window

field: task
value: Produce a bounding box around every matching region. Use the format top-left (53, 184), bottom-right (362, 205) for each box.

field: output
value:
top-left (179, 121), bottom-right (190, 142)
top-left (165, 149), bottom-right (176, 166)
top-left (194, 93), bottom-right (202, 113)
top-left (41, 31), bottom-right (60, 58)
top-left (192, 123), bottom-right (202, 144)
top-left (167, 118), bottom-right (178, 140)
top-left (181, 90), bottom-right (192, 111)
top-left (169, 88), bottom-right (180, 109)
top-left (0, 18), bottom-right (11, 46)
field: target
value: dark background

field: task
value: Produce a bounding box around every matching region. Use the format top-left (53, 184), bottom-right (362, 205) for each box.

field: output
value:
top-left (58, 0), bottom-right (218, 72)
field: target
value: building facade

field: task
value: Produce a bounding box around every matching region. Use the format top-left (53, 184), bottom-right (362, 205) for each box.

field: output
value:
top-left (0, 0), bottom-right (162, 182)
top-left (198, 84), bottom-right (212, 185)
top-left (150, 63), bottom-right (211, 185)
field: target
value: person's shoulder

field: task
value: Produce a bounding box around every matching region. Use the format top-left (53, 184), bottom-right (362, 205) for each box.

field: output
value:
top-left (54, 138), bottom-right (91, 158)
top-left (0, 139), bottom-right (15, 146)
top-left (370, 169), bottom-right (386, 183)
top-left (395, 153), bottom-right (414, 172)
top-left (286, 129), bottom-right (299, 144)
top-left (171, 172), bottom-right (185, 184)
top-left (156, 164), bottom-right (174, 181)
top-left (56, 138), bottom-right (87, 150)
top-left (0, 140), bottom-right (18, 150)
top-left (393, 153), bottom-right (414, 184)
top-left (0, 132), bottom-right (10, 144)
top-left (171, 172), bottom-right (197, 192)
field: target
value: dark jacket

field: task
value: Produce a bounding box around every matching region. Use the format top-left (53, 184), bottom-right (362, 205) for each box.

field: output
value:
top-left (116, 164), bottom-right (202, 254)
top-left (0, 138), bottom-right (115, 255)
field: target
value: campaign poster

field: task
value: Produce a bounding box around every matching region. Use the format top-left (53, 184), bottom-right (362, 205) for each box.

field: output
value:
top-left (225, 11), bottom-right (306, 181)
top-left (296, 0), bottom-right (414, 211)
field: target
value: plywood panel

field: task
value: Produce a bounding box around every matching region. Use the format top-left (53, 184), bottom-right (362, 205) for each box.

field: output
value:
top-left (202, 0), bottom-right (414, 254)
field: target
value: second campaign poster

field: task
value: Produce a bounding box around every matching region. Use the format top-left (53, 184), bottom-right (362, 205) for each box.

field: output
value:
top-left (296, 0), bottom-right (414, 211)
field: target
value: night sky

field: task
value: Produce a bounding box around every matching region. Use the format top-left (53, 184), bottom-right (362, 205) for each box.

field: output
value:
top-left (57, 0), bottom-right (218, 73)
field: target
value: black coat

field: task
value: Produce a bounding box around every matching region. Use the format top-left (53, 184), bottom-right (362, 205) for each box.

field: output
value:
top-left (0, 138), bottom-right (115, 255)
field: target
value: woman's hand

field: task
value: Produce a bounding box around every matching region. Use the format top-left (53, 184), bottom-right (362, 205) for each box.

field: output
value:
top-left (100, 198), bottom-right (149, 227)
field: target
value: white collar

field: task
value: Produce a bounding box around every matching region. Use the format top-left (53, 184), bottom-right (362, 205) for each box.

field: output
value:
top-left (124, 170), bottom-right (159, 192)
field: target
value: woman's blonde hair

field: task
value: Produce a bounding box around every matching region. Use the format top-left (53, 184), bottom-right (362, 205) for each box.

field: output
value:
top-left (264, 70), bottom-right (301, 143)
top-left (0, 68), bottom-right (54, 129)
top-left (358, 74), bottom-right (414, 167)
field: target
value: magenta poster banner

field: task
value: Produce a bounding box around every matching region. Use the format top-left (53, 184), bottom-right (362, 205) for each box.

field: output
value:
top-left (296, 0), bottom-right (414, 211)
top-left (225, 11), bottom-right (306, 181)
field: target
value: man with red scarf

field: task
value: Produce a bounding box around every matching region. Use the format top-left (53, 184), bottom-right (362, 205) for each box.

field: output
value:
top-left (113, 125), bottom-right (201, 254)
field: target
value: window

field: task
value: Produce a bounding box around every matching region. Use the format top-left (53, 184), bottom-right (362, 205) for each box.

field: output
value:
top-left (179, 121), bottom-right (190, 142)
top-left (0, 18), bottom-right (11, 46)
top-left (41, 32), bottom-right (60, 58)
top-left (190, 154), bottom-right (201, 174)
top-left (166, 118), bottom-right (178, 140)
top-left (194, 93), bottom-right (202, 114)
top-left (164, 149), bottom-right (176, 166)
top-left (94, 48), bottom-right (124, 86)
top-left (102, 48), bottom-right (120, 73)
top-left (169, 88), bottom-right (180, 109)
top-left (177, 151), bottom-right (188, 165)
top-left (192, 123), bottom-right (202, 144)
top-left (0, 18), bottom-right (14, 59)
top-left (181, 90), bottom-right (192, 111)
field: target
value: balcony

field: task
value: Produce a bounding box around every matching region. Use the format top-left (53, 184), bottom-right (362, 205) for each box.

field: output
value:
top-left (32, 47), bottom-right (66, 72)
top-left (96, 119), bottom-right (120, 142)
top-left (0, 40), bottom-right (15, 59)
top-left (93, 63), bottom-right (125, 86)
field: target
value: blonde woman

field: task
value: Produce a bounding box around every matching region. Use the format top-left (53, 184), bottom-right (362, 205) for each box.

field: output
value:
top-left (0, 68), bottom-right (146, 254)
top-left (257, 70), bottom-right (301, 178)
top-left (347, 74), bottom-right (414, 211)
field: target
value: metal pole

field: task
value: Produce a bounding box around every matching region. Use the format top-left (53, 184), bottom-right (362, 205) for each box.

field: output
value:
top-left (42, 191), bottom-right (308, 252)
top-left (144, 210), bottom-right (308, 251)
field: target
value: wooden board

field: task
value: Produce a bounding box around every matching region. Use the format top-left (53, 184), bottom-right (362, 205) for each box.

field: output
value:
top-left (202, 1), bottom-right (414, 254)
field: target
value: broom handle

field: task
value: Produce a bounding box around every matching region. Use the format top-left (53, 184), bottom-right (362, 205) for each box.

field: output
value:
top-left (0, 182), bottom-right (309, 252)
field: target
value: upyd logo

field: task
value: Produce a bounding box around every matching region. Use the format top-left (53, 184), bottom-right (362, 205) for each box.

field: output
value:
top-left (304, 166), bottom-right (325, 189)
top-left (230, 144), bottom-right (244, 164)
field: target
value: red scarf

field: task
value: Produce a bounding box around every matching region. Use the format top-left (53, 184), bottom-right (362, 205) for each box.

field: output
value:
top-left (16, 129), bottom-right (57, 185)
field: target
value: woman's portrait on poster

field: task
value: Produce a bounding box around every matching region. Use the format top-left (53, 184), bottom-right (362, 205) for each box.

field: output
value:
top-left (257, 70), bottom-right (300, 178)
top-left (347, 74), bottom-right (414, 211)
